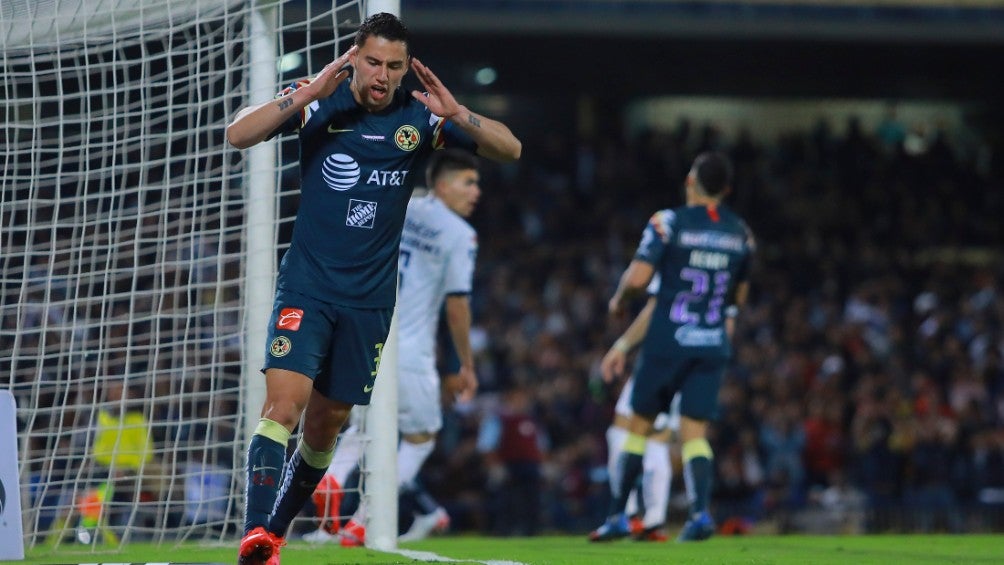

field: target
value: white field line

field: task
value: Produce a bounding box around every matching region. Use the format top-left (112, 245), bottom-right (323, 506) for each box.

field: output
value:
top-left (392, 548), bottom-right (529, 565)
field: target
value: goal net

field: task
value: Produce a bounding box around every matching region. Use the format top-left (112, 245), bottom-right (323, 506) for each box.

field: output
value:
top-left (0, 0), bottom-right (397, 552)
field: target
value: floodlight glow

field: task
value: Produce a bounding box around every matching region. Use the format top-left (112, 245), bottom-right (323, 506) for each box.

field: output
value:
top-left (278, 53), bottom-right (303, 73)
top-left (474, 67), bottom-right (497, 86)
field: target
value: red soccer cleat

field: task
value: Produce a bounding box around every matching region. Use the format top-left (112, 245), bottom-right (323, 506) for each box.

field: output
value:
top-left (633, 525), bottom-right (669, 542)
top-left (339, 519), bottom-right (366, 547)
top-left (265, 538), bottom-right (284, 565)
top-left (628, 516), bottom-right (644, 536)
top-left (239, 527), bottom-right (285, 565)
top-left (312, 474), bottom-right (343, 534)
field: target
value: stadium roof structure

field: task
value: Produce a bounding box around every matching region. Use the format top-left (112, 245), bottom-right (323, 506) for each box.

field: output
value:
top-left (398, 0), bottom-right (1004, 44)
top-left (370, 0), bottom-right (1004, 100)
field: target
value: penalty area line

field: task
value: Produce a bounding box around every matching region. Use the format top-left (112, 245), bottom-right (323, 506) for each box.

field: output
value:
top-left (392, 548), bottom-right (529, 565)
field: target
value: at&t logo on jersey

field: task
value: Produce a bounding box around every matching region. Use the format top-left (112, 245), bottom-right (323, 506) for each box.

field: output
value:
top-left (324, 152), bottom-right (410, 190)
top-left (276, 308), bottom-right (304, 331)
top-left (322, 153), bottom-right (361, 191)
top-left (366, 169), bottom-right (410, 186)
top-left (346, 199), bottom-right (377, 228)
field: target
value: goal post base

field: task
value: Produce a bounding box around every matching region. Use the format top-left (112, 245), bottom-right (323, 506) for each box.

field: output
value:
top-left (0, 390), bottom-right (25, 560)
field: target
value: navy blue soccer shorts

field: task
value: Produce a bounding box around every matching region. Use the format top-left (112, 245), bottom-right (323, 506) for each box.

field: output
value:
top-left (262, 289), bottom-right (392, 406)
top-left (630, 354), bottom-right (728, 422)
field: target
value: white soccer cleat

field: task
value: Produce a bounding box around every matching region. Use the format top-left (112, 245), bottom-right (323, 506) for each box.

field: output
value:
top-left (75, 527), bottom-right (92, 545)
top-left (398, 507), bottom-right (449, 542)
top-left (301, 528), bottom-right (337, 544)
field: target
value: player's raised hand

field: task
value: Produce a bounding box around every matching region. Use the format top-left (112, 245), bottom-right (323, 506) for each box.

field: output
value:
top-left (409, 57), bottom-right (462, 119)
top-left (303, 45), bottom-right (357, 101)
top-left (600, 347), bottom-right (627, 383)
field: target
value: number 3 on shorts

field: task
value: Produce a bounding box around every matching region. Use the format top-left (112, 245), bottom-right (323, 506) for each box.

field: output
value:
top-left (371, 342), bottom-right (384, 377)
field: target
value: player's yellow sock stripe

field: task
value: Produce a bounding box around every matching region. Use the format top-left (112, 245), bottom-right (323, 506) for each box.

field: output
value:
top-left (254, 418), bottom-right (291, 446)
top-left (298, 439), bottom-right (335, 469)
top-left (623, 433), bottom-right (646, 455)
top-left (682, 437), bottom-right (713, 461)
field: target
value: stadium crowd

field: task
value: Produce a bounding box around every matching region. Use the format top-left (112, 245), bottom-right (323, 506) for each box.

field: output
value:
top-left (10, 105), bottom-right (1003, 541)
top-left (415, 110), bottom-right (1004, 536)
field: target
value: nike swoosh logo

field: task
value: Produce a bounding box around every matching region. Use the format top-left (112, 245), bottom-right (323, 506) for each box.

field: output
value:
top-left (252, 465), bottom-right (279, 472)
top-left (363, 384), bottom-right (374, 393)
top-left (328, 126), bottom-right (353, 133)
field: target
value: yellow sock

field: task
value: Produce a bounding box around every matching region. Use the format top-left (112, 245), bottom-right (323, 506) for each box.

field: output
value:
top-left (623, 433), bottom-right (646, 455)
top-left (254, 418), bottom-right (291, 445)
top-left (682, 437), bottom-right (713, 462)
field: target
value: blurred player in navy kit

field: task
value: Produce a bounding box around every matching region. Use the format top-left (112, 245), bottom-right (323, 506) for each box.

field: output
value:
top-left (600, 291), bottom-right (680, 542)
top-left (589, 151), bottom-right (754, 543)
top-left (226, 12), bottom-right (520, 564)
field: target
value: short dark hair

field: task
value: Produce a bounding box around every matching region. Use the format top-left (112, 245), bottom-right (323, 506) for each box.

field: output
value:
top-left (355, 12), bottom-right (410, 52)
top-left (693, 151), bottom-right (733, 197)
top-left (426, 149), bottom-right (479, 188)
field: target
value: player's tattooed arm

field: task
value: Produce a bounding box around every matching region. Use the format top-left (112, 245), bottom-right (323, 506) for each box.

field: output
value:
top-left (226, 47), bottom-right (355, 150)
top-left (276, 97), bottom-right (294, 111)
top-left (467, 114), bottom-right (481, 128)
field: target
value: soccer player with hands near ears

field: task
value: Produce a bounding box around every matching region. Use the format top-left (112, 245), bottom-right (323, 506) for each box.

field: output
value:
top-left (227, 12), bottom-right (519, 565)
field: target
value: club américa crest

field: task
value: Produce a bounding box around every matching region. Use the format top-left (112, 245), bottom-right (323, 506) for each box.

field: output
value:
top-left (394, 124), bottom-right (420, 151)
top-left (270, 336), bottom-right (292, 357)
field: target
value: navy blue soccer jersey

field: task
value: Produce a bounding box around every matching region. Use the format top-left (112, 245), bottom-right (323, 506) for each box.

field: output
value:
top-left (634, 205), bottom-right (755, 359)
top-left (270, 79), bottom-right (476, 308)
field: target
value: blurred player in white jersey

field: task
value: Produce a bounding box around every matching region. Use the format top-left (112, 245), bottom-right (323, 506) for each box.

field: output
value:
top-left (600, 282), bottom-right (680, 542)
top-left (306, 148), bottom-right (482, 545)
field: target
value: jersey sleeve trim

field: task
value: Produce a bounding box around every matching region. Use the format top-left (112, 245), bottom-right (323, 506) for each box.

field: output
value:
top-left (431, 114), bottom-right (446, 150)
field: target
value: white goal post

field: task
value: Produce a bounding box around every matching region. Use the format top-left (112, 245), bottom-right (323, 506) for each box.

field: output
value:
top-left (1, 0), bottom-right (399, 552)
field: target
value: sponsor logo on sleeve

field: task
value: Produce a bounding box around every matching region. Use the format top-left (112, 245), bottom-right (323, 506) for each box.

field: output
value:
top-left (346, 199), bottom-right (377, 228)
top-left (276, 308), bottom-right (304, 331)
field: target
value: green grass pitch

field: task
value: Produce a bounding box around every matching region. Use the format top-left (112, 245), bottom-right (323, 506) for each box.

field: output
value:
top-left (17, 534), bottom-right (1002, 564)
